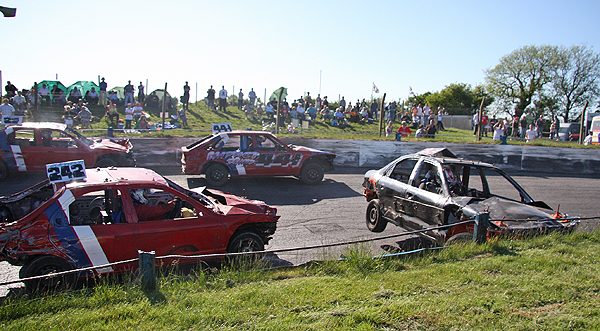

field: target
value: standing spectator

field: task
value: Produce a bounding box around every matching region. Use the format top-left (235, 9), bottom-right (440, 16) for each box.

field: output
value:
top-left (315, 94), bottom-right (322, 111)
top-left (473, 112), bottom-right (479, 136)
top-left (237, 89), bottom-right (243, 110)
top-left (206, 85), bottom-right (216, 110)
top-left (536, 115), bottom-right (544, 138)
top-left (526, 124), bottom-right (538, 142)
top-left (1, 98), bottom-right (15, 125)
top-left (437, 107), bottom-right (445, 131)
top-left (304, 92), bottom-right (312, 109)
top-left (511, 117), bottom-right (520, 140)
top-left (416, 104), bottom-right (423, 125)
top-left (339, 96), bottom-right (346, 111)
top-left (248, 88), bottom-right (256, 109)
top-left (550, 115), bottom-right (560, 140)
top-left (4, 81), bottom-right (18, 99)
top-left (124, 103), bottom-right (134, 129)
top-left (218, 86), bottom-right (228, 111)
top-left (481, 111), bottom-right (489, 137)
top-left (12, 91), bottom-right (27, 114)
top-left (39, 84), bottom-right (52, 106)
top-left (182, 82), bottom-right (190, 110)
top-left (370, 99), bottom-right (379, 120)
top-left (137, 82), bottom-right (145, 103)
top-left (411, 105), bottom-right (418, 124)
top-left (133, 102), bottom-right (143, 122)
top-left (68, 87), bottom-right (82, 103)
top-left (85, 87), bottom-right (99, 105)
top-left (519, 115), bottom-right (528, 141)
top-left (423, 103), bottom-right (430, 126)
top-left (99, 77), bottom-right (108, 105)
top-left (525, 110), bottom-right (535, 127)
top-left (124, 80), bottom-right (135, 106)
top-left (387, 101), bottom-right (397, 123)
top-left (322, 96), bottom-right (329, 109)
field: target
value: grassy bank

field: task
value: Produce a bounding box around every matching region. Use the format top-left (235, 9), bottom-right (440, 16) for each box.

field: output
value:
top-left (31, 102), bottom-right (599, 149)
top-left (1, 231), bottom-right (599, 330)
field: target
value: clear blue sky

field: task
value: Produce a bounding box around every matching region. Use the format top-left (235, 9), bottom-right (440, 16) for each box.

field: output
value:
top-left (2, 0), bottom-right (599, 105)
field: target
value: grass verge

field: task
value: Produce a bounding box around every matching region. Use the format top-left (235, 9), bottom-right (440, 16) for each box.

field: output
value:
top-left (1, 231), bottom-right (599, 330)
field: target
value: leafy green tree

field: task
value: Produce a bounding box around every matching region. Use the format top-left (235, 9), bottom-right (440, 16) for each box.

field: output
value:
top-left (546, 44), bottom-right (600, 122)
top-left (485, 45), bottom-right (560, 117)
top-left (409, 83), bottom-right (493, 115)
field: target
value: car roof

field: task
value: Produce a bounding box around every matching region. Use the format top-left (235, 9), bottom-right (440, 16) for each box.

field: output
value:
top-left (7, 122), bottom-right (67, 131)
top-left (217, 130), bottom-right (274, 136)
top-left (409, 148), bottom-right (496, 168)
top-left (66, 167), bottom-right (168, 189)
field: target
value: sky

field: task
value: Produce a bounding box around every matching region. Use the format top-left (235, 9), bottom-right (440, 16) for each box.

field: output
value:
top-left (2, 0), bottom-right (600, 105)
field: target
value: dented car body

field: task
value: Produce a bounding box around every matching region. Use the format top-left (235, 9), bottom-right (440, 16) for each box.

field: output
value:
top-left (181, 130), bottom-right (336, 186)
top-left (0, 167), bottom-right (278, 290)
top-left (0, 122), bottom-right (135, 181)
top-left (363, 148), bottom-right (578, 244)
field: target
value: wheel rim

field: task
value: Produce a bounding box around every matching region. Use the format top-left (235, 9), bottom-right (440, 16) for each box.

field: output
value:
top-left (210, 169), bottom-right (225, 182)
top-left (237, 238), bottom-right (261, 252)
top-left (306, 168), bottom-right (319, 180)
top-left (368, 207), bottom-right (378, 225)
top-left (38, 265), bottom-right (65, 288)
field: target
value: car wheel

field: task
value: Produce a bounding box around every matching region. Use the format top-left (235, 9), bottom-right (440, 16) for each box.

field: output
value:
top-left (0, 161), bottom-right (8, 181)
top-left (300, 163), bottom-right (324, 185)
top-left (226, 231), bottom-right (265, 253)
top-left (445, 232), bottom-right (473, 245)
top-left (22, 256), bottom-right (75, 293)
top-left (94, 156), bottom-right (118, 168)
top-left (366, 199), bottom-right (387, 232)
top-left (205, 163), bottom-right (229, 186)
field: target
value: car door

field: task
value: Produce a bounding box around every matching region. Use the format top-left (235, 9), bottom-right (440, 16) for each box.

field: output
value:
top-left (245, 134), bottom-right (298, 176)
top-left (6, 127), bottom-right (40, 172)
top-left (402, 160), bottom-right (446, 229)
top-left (126, 187), bottom-right (228, 258)
top-left (378, 158), bottom-right (418, 223)
top-left (40, 129), bottom-right (95, 167)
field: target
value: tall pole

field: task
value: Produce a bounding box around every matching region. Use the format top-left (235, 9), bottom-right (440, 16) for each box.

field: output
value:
top-left (378, 93), bottom-right (386, 137)
top-left (579, 100), bottom-right (588, 144)
top-left (477, 97), bottom-right (485, 141)
top-left (0, 70), bottom-right (3, 99)
top-left (195, 82), bottom-right (198, 103)
top-left (34, 82), bottom-right (39, 122)
top-left (162, 82), bottom-right (167, 132)
top-left (276, 88), bottom-right (285, 134)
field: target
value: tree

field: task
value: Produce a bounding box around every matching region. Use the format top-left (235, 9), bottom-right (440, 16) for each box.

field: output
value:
top-left (411, 83), bottom-right (493, 115)
top-left (546, 44), bottom-right (600, 122)
top-left (485, 45), bottom-right (560, 117)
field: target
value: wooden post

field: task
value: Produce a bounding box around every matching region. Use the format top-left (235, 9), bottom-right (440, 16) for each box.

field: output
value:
top-left (579, 101), bottom-right (588, 144)
top-left (378, 93), bottom-right (386, 137)
top-left (473, 212), bottom-right (489, 244)
top-left (139, 250), bottom-right (156, 291)
top-left (161, 83), bottom-right (167, 134)
top-left (477, 97), bottom-right (485, 141)
top-left (275, 88), bottom-right (285, 134)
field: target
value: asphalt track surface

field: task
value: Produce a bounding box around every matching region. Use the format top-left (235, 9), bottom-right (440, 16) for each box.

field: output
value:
top-left (0, 166), bottom-right (598, 297)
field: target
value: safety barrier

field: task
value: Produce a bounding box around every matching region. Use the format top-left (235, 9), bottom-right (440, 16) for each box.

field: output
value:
top-left (0, 214), bottom-right (593, 291)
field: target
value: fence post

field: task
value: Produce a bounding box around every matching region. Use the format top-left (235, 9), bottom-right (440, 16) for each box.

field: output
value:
top-left (139, 250), bottom-right (156, 291)
top-left (473, 212), bottom-right (489, 243)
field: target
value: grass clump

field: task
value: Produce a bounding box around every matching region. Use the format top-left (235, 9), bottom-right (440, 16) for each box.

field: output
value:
top-left (1, 231), bottom-right (599, 330)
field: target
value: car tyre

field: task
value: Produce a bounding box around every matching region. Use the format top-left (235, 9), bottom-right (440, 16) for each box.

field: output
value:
top-left (0, 161), bottom-right (8, 181)
top-left (22, 256), bottom-right (75, 293)
top-left (445, 232), bottom-right (473, 245)
top-left (95, 156), bottom-right (118, 168)
top-left (205, 163), bottom-right (229, 186)
top-left (300, 163), bottom-right (324, 185)
top-left (227, 231), bottom-right (265, 253)
top-left (366, 199), bottom-right (387, 232)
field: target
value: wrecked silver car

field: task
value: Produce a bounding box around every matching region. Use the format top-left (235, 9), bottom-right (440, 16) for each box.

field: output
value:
top-left (362, 148), bottom-right (578, 244)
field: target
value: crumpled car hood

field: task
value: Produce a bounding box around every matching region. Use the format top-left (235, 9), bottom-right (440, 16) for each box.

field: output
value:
top-left (461, 197), bottom-right (555, 220)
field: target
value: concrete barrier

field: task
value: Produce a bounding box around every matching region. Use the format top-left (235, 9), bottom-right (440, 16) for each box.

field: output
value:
top-left (130, 137), bottom-right (600, 175)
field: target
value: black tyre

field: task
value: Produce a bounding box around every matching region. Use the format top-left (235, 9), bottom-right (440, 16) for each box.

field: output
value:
top-left (445, 232), bottom-right (473, 245)
top-left (205, 163), bottom-right (229, 186)
top-left (95, 156), bottom-right (118, 168)
top-left (0, 161), bottom-right (8, 181)
top-left (22, 256), bottom-right (75, 292)
top-left (226, 231), bottom-right (265, 253)
top-left (300, 163), bottom-right (324, 185)
top-left (366, 199), bottom-right (387, 232)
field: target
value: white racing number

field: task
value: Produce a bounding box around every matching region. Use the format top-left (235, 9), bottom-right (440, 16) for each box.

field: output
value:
top-left (212, 123), bottom-right (233, 134)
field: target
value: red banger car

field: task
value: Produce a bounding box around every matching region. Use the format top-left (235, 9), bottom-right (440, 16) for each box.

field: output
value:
top-left (181, 130), bottom-right (336, 186)
top-left (0, 122), bottom-right (135, 181)
top-left (0, 167), bottom-right (278, 291)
